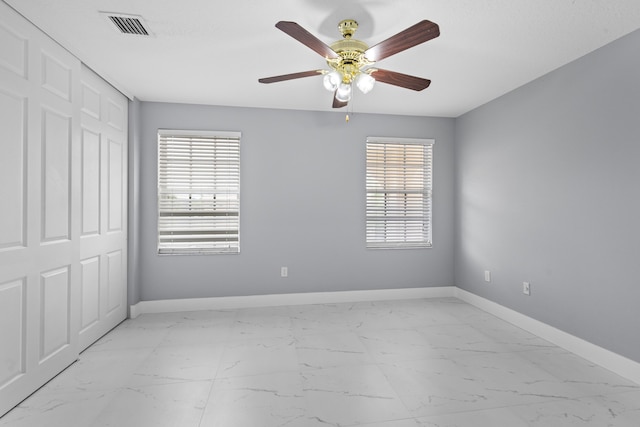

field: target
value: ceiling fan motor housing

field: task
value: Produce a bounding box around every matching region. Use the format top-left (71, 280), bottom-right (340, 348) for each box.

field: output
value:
top-left (328, 20), bottom-right (372, 84)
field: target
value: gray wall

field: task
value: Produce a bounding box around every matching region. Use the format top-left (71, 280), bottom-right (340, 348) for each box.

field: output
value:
top-left (455, 29), bottom-right (640, 362)
top-left (134, 103), bottom-right (455, 301)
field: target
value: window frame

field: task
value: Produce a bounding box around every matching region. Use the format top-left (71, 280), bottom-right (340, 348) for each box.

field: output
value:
top-left (365, 136), bottom-right (434, 249)
top-left (157, 129), bottom-right (241, 255)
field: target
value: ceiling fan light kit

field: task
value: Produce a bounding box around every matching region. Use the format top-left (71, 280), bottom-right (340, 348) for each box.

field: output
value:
top-left (335, 82), bottom-right (353, 102)
top-left (355, 72), bottom-right (375, 94)
top-left (259, 18), bottom-right (440, 109)
top-left (323, 70), bottom-right (341, 91)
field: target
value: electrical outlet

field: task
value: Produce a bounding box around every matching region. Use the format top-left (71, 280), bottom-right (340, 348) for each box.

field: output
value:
top-left (484, 270), bottom-right (491, 282)
top-left (523, 281), bottom-right (531, 295)
top-left (281, 266), bottom-right (288, 278)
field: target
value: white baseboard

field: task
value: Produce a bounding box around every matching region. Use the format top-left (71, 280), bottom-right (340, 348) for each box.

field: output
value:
top-left (128, 285), bottom-right (640, 386)
top-left (454, 287), bottom-right (640, 386)
top-left (129, 286), bottom-right (455, 317)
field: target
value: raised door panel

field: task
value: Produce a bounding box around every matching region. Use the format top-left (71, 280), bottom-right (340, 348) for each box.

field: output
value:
top-left (41, 52), bottom-right (71, 101)
top-left (0, 279), bottom-right (26, 388)
top-left (41, 108), bottom-right (71, 243)
top-left (106, 250), bottom-right (123, 315)
top-left (0, 20), bottom-right (27, 78)
top-left (80, 256), bottom-right (100, 332)
top-left (0, 90), bottom-right (26, 249)
top-left (39, 266), bottom-right (71, 362)
top-left (106, 99), bottom-right (123, 131)
top-left (81, 128), bottom-right (101, 236)
top-left (108, 138), bottom-right (123, 233)
top-left (81, 82), bottom-right (100, 120)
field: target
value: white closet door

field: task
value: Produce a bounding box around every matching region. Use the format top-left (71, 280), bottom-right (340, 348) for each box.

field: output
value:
top-left (0, 3), bottom-right (127, 416)
top-left (78, 65), bottom-right (128, 350)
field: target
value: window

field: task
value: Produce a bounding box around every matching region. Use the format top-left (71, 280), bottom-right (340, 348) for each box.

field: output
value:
top-left (366, 137), bottom-right (433, 249)
top-left (158, 130), bottom-right (240, 254)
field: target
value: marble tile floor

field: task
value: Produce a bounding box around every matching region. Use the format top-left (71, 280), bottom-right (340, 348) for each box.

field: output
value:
top-left (2, 297), bottom-right (639, 427)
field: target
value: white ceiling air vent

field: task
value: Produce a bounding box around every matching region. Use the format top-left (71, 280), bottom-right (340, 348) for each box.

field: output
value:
top-left (101, 12), bottom-right (151, 36)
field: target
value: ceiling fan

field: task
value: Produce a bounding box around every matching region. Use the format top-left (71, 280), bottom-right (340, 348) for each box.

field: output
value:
top-left (258, 19), bottom-right (440, 109)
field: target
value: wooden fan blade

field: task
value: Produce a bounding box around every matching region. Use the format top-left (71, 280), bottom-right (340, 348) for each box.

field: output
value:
top-left (276, 21), bottom-right (340, 59)
top-left (259, 70), bottom-right (324, 84)
top-left (370, 69), bottom-right (431, 91)
top-left (332, 92), bottom-right (348, 108)
top-left (364, 20), bottom-right (439, 62)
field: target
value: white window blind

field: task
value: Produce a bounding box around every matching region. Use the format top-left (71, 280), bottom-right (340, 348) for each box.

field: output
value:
top-left (158, 130), bottom-right (240, 255)
top-left (366, 137), bottom-right (433, 249)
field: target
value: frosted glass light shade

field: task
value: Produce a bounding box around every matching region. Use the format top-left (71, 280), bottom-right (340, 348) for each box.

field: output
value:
top-left (356, 73), bottom-right (375, 94)
top-left (335, 82), bottom-right (352, 102)
top-left (323, 71), bottom-right (341, 91)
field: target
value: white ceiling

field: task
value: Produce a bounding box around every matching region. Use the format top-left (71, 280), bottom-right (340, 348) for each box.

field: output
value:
top-left (6, 0), bottom-right (640, 117)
